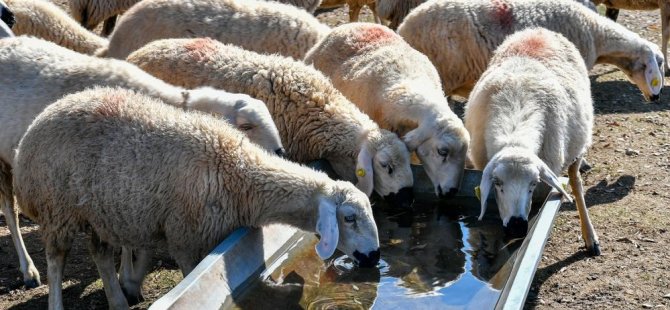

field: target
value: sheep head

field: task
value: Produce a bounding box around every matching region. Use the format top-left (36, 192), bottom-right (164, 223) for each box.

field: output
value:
top-left (404, 116), bottom-right (470, 198)
top-left (315, 181), bottom-right (380, 268)
top-left (478, 148), bottom-right (571, 238)
top-left (603, 42), bottom-right (664, 102)
top-left (186, 87), bottom-right (285, 156)
top-left (356, 129), bottom-right (414, 208)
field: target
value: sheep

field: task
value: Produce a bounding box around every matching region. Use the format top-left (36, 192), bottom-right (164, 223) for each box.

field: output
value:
top-left (0, 36), bottom-right (285, 290)
top-left (375, 0), bottom-right (425, 30)
top-left (1, 0), bottom-right (14, 28)
top-left (14, 86), bottom-right (382, 310)
top-left (68, 0), bottom-right (141, 37)
top-left (465, 28), bottom-right (600, 256)
top-left (398, 0), bottom-right (665, 102)
top-left (591, 0), bottom-right (670, 73)
top-left (126, 37), bottom-right (415, 207)
top-left (319, 0), bottom-right (381, 23)
top-left (262, 0), bottom-right (323, 13)
top-left (304, 23), bottom-right (469, 198)
top-left (98, 0), bottom-right (331, 60)
top-left (6, 0), bottom-right (108, 55)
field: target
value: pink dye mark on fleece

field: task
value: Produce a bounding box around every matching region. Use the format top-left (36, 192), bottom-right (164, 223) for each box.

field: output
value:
top-left (502, 34), bottom-right (553, 59)
top-left (95, 93), bottom-right (126, 117)
top-left (183, 37), bottom-right (218, 62)
top-left (491, 0), bottom-right (514, 29)
top-left (349, 24), bottom-right (399, 51)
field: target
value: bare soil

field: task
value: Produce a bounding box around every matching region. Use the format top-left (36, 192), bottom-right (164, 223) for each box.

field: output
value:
top-left (0, 2), bottom-right (669, 309)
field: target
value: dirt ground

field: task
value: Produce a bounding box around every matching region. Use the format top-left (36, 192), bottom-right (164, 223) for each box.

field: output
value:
top-left (0, 1), bottom-right (669, 309)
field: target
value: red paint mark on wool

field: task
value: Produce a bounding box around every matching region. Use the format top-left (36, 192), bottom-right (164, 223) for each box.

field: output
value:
top-left (183, 37), bottom-right (218, 62)
top-left (350, 24), bottom-right (398, 51)
top-left (95, 93), bottom-right (126, 117)
top-left (491, 0), bottom-right (514, 29)
top-left (503, 34), bottom-right (553, 59)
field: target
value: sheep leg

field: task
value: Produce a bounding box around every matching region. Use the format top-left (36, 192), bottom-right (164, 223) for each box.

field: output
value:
top-left (568, 159), bottom-right (601, 256)
top-left (368, 2), bottom-right (381, 24)
top-left (605, 8), bottom-right (619, 21)
top-left (0, 160), bottom-right (40, 288)
top-left (46, 242), bottom-right (69, 310)
top-left (661, 0), bottom-right (670, 74)
top-left (348, 4), bottom-right (362, 22)
top-left (89, 233), bottom-right (129, 310)
top-left (101, 16), bottom-right (118, 37)
top-left (119, 247), bottom-right (152, 305)
top-left (1, 196), bottom-right (40, 288)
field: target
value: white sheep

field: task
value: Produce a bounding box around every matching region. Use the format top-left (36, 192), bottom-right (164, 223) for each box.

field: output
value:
top-left (304, 23), bottom-right (469, 197)
top-left (14, 86), bottom-right (381, 310)
top-left (0, 36), bottom-right (285, 290)
top-left (1, 0), bottom-right (14, 28)
top-left (465, 28), bottom-right (600, 255)
top-left (591, 0), bottom-right (669, 72)
top-left (319, 0), bottom-right (381, 23)
top-left (398, 0), bottom-right (665, 101)
top-left (68, 0), bottom-right (141, 36)
top-left (263, 0), bottom-right (323, 13)
top-left (6, 0), bottom-right (108, 55)
top-left (98, 0), bottom-right (331, 60)
top-left (126, 37), bottom-right (415, 206)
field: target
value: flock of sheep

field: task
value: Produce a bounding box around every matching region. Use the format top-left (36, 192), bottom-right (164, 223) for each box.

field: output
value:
top-left (0, 0), bottom-right (665, 308)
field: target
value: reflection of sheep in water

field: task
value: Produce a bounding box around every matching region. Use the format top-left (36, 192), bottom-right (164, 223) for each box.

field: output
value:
top-left (14, 87), bottom-right (382, 310)
top-left (466, 28), bottom-right (600, 255)
top-left (100, 0), bottom-right (330, 60)
top-left (6, 0), bottom-right (107, 54)
top-left (399, 0), bottom-right (665, 101)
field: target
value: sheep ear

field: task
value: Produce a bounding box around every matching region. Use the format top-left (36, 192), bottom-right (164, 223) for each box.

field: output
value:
top-left (538, 162), bottom-right (572, 203)
top-left (478, 162), bottom-right (495, 220)
top-left (645, 55), bottom-right (663, 95)
top-left (355, 143), bottom-right (374, 197)
top-left (403, 126), bottom-right (430, 151)
top-left (315, 197), bottom-right (339, 260)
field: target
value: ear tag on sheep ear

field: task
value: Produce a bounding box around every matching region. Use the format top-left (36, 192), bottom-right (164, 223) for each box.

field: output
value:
top-left (356, 168), bottom-right (366, 177)
top-left (474, 186), bottom-right (482, 201)
top-left (645, 55), bottom-right (663, 95)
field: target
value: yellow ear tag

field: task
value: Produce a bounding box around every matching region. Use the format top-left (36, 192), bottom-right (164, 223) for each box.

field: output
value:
top-left (652, 78), bottom-right (660, 88)
top-left (562, 182), bottom-right (569, 191)
top-left (474, 186), bottom-right (481, 201)
top-left (356, 168), bottom-right (366, 177)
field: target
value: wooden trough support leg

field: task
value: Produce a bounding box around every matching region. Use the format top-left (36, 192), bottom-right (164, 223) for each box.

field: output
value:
top-left (568, 157), bottom-right (601, 256)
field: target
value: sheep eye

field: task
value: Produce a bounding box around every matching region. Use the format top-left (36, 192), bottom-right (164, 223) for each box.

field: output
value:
top-left (239, 124), bottom-right (254, 131)
top-left (344, 215), bottom-right (356, 223)
top-left (380, 162), bottom-right (388, 168)
top-left (492, 178), bottom-right (502, 186)
top-left (437, 148), bottom-right (449, 157)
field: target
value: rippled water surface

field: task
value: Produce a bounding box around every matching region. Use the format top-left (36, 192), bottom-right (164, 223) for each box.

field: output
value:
top-left (229, 197), bottom-right (540, 309)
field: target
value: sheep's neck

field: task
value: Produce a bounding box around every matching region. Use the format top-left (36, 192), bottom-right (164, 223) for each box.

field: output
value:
top-left (591, 13), bottom-right (643, 64)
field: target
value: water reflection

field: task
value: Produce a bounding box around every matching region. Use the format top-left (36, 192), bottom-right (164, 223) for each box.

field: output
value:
top-left (230, 197), bottom-right (535, 310)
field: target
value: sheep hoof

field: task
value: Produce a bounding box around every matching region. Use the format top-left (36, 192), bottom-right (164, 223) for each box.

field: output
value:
top-left (588, 242), bottom-right (601, 257)
top-left (23, 278), bottom-right (41, 289)
top-left (579, 159), bottom-right (592, 174)
top-left (122, 287), bottom-right (145, 306)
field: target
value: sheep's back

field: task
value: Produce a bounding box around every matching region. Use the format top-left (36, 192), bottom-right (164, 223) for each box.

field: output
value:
top-left (127, 38), bottom-right (375, 163)
top-left (14, 87), bottom-right (247, 249)
top-left (106, 0), bottom-right (329, 59)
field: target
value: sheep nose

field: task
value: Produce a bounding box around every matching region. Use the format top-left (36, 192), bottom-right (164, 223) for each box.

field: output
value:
top-left (1, 7), bottom-right (14, 28)
top-left (650, 94), bottom-right (660, 101)
top-left (274, 147), bottom-right (286, 157)
top-left (384, 187), bottom-right (414, 209)
top-left (353, 249), bottom-right (380, 268)
top-left (437, 185), bottom-right (458, 198)
top-left (504, 216), bottom-right (528, 238)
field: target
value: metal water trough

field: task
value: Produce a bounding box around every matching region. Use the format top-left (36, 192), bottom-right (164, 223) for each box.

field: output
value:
top-left (150, 164), bottom-right (566, 310)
